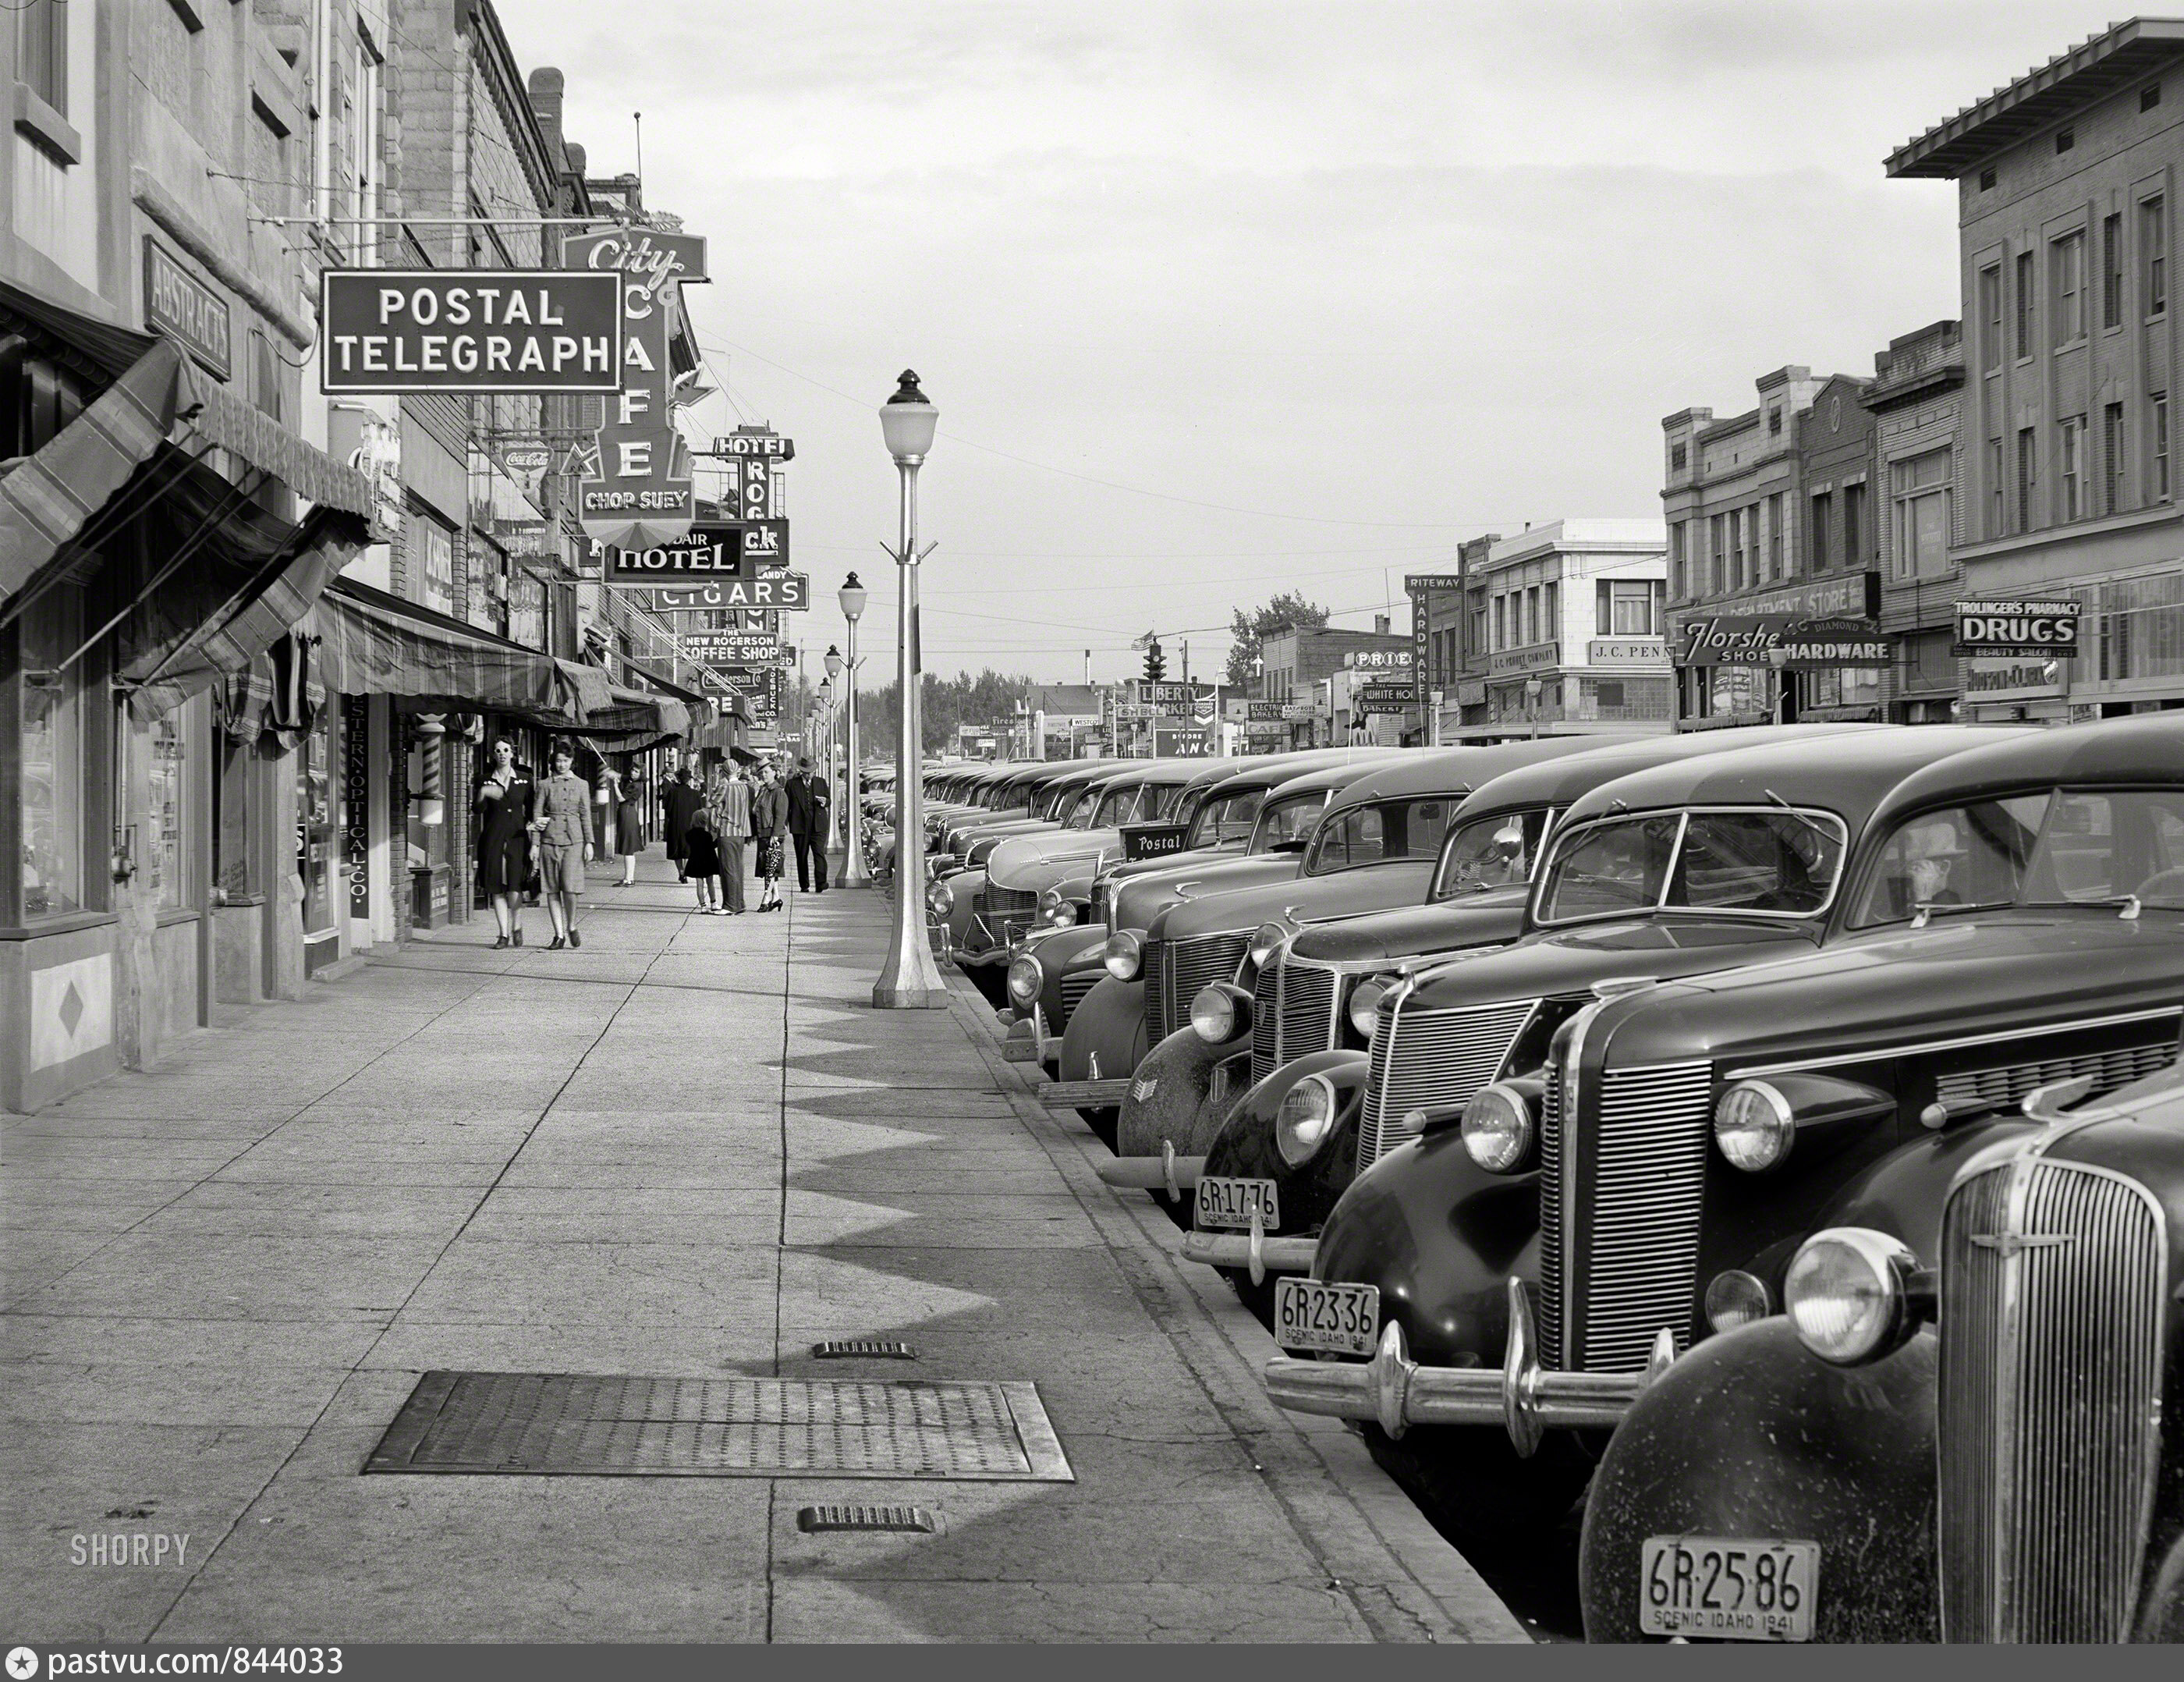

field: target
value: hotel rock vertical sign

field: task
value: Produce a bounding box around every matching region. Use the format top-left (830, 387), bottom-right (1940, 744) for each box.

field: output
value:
top-left (564, 230), bottom-right (710, 548)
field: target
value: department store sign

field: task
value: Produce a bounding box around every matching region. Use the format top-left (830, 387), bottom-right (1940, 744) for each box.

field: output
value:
top-left (321, 270), bottom-right (622, 392)
top-left (1586, 637), bottom-right (1668, 667)
top-left (1490, 641), bottom-right (1559, 675)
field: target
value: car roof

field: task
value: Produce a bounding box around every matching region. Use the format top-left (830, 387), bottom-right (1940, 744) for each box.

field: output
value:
top-left (1323, 736), bottom-right (1643, 812)
top-left (1260, 751), bottom-right (1416, 800)
top-left (1555, 726), bottom-right (2032, 829)
top-left (1453, 724), bottom-right (1883, 815)
top-left (1864, 713), bottom-right (2184, 834)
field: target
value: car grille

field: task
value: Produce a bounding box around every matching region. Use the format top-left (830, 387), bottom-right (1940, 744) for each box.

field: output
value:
top-left (986, 884), bottom-right (1040, 943)
top-left (1143, 939), bottom-right (1170, 1041)
top-left (1058, 968), bottom-right (1101, 1031)
top-left (1539, 1060), bottom-right (1713, 1372)
top-left (1090, 880), bottom-right (1110, 925)
top-left (1249, 952), bottom-right (1339, 1088)
top-left (1356, 998), bottom-right (1538, 1171)
top-left (1936, 1039), bottom-right (2176, 1117)
top-left (1150, 933), bottom-right (1249, 1046)
top-left (1939, 1157), bottom-right (2166, 1643)
top-left (1537, 1062), bottom-right (1565, 1367)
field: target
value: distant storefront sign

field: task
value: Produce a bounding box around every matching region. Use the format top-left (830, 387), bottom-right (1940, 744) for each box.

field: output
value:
top-left (321, 270), bottom-right (622, 392)
top-left (1354, 683), bottom-right (1414, 705)
top-left (704, 431), bottom-right (796, 461)
top-left (1278, 702), bottom-right (1315, 721)
top-left (1586, 637), bottom-right (1669, 667)
top-left (1244, 700), bottom-right (1285, 721)
top-left (1489, 641), bottom-right (1560, 675)
top-left (628, 574), bottom-right (810, 612)
top-left (144, 237), bottom-right (231, 381)
top-left (1954, 598), bottom-right (2083, 658)
top-left (1454, 679), bottom-right (1487, 708)
top-left (1136, 681), bottom-right (1214, 706)
top-left (1345, 648), bottom-right (1413, 671)
top-left (1675, 614), bottom-right (1798, 666)
top-left (1775, 617), bottom-right (1891, 668)
top-left (1154, 726), bottom-right (1217, 757)
top-left (1962, 654), bottom-right (2071, 701)
top-left (1404, 573), bottom-right (1464, 594)
top-left (682, 631), bottom-right (785, 667)
top-left (1352, 698), bottom-right (1411, 718)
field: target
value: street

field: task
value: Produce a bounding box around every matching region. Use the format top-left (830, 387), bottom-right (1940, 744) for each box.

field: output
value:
top-left (2, 861), bottom-right (1521, 1645)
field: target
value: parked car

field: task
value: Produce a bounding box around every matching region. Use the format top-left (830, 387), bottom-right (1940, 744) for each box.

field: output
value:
top-left (1580, 1040), bottom-right (2184, 1643)
top-left (1176, 726), bottom-right (1875, 1276)
top-left (1263, 715), bottom-right (2184, 1549)
top-left (1097, 740), bottom-right (1627, 1169)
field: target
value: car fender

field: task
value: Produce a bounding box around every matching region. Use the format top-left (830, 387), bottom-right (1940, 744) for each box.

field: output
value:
top-left (1579, 1319), bottom-right (1939, 1643)
top-left (1201, 1051), bottom-right (1370, 1237)
top-left (1118, 1026), bottom-right (1238, 1157)
top-left (1058, 974), bottom-right (1146, 1084)
top-left (1312, 1127), bottom-right (1544, 1365)
top-left (1036, 927), bottom-right (1112, 1030)
top-left (945, 868), bottom-right (989, 951)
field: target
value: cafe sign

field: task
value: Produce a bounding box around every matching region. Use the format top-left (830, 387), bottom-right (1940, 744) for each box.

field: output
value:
top-left (321, 270), bottom-right (622, 392)
top-left (1954, 598), bottom-right (2083, 658)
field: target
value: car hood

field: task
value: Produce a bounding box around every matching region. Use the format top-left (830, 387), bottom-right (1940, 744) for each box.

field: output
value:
top-left (1399, 914), bottom-right (1825, 1012)
top-left (1158, 861), bottom-right (1435, 943)
top-left (989, 828), bottom-right (1124, 887)
top-left (1109, 853), bottom-right (1300, 933)
top-left (1592, 909), bottom-right (2184, 1073)
top-left (1285, 884), bottom-right (1535, 965)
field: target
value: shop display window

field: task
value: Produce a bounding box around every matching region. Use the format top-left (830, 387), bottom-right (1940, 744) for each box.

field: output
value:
top-left (16, 587), bottom-right (84, 920)
top-left (147, 710), bottom-right (188, 910)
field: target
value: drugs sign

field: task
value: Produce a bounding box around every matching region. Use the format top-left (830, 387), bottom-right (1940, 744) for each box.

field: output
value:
top-left (1954, 598), bottom-right (2083, 658)
top-left (321, 271), bottom-right (622, 392)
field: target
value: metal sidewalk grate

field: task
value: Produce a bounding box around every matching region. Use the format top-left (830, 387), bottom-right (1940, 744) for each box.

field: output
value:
top-left (363, 1372), bottom-right (1074, 1482)
top-left (812, 1340), bottom-right (918, 1360)
top-left (798, 1503), bottom-right (939, 1534)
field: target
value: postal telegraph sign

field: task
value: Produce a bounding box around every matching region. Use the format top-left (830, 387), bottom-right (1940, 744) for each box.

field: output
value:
top-left (1954, 598), bottom-right (2083, 658)
top-left (320, 271), bottom-right (622, 392)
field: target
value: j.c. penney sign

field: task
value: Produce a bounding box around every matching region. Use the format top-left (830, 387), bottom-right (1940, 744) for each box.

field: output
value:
top-left (320, 271), bottom-right (622, 393)
top-left (1953, 598), bottom-right (2083, 658)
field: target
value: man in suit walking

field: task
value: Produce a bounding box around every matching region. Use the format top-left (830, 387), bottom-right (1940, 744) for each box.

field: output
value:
top-left (785, 758), bottom-right (831, 893)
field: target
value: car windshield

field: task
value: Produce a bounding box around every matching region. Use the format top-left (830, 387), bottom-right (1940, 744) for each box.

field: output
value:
top-left (1090, 784), bottom-right (1146, 827)
top-left (1253, 791), bottom-right (1325, 851)
top-left (1306, 796), bottom-right (1460, 875)
top-left (1189, 787), bottom-right (1267, 847)
top-left (1849, 787), bottom-right (2184, 926)
top-left (1431, 806), bottom-right (1552, 900)
top-left (1536, 808), bottom-right (1847, 924)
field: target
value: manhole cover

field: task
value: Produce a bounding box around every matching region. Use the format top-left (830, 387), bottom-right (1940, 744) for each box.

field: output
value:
top-left (798, 1503), bottom-right (938, 1534)
top-left (812, 1340), bottom-right (917, 1360)
top-left (363, 1372), bottom-right (1072, 1482)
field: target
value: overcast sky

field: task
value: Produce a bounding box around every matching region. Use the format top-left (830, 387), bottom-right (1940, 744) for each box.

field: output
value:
top-left (506, 1), bottom-right (2122, 682)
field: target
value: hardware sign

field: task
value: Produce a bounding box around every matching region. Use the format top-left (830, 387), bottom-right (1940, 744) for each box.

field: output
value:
top-left (144, 238), bottom-right (232, 381)
top-left (1774, 616), bottom-right (1890, 668)
top-left (321, 270), bottom-right (622, 392)
top-left (1953, 598), bottom-right (2083, 658)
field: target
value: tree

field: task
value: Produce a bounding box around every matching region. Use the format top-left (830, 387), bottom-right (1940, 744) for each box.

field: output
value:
top-left (1141, 638), bottom-right (1166, 683)
top-left (1228, 591), bottom-right (1330, 687)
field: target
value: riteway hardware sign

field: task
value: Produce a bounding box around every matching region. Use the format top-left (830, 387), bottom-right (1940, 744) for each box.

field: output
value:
top-left (1954, 598), bottom-right (2083, 658)
top-left (1774, 617), bottom-right (1891, 667)
top-left (321, 271), bottom-right (622, 392)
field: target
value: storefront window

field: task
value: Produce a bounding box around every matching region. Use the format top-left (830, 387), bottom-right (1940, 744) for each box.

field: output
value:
top-left (413, 509), bottom-right (456, 616)
top-left (296, 711), bottom-right (335, 935)
top-left (147, 711), bottom-right (187, 910)
top-left (17, 588), bottom-right (83, 919)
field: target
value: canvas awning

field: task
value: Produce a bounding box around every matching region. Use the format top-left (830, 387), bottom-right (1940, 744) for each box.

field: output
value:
top-left (568, 684), bottom-right (691, 753)
top-left (307, 579), bottom-right (596, 729)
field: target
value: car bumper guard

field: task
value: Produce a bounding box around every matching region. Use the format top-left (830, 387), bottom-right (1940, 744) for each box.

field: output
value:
top-left (1041, 1077), bottom-right (1131, 1109)
top-left (1262, 1277), bottom-right (1677, 1454)
top-left (1094, 1141), bottom-right (1204, 1199)
top-left (1179, 1222), bottom-right (1317, 1281)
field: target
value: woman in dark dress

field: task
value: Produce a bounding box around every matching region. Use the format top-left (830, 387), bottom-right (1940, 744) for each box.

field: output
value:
top-left (612, 766), bottom-right (646, 886)
top-left (473, 736), bottom-right (535, 948)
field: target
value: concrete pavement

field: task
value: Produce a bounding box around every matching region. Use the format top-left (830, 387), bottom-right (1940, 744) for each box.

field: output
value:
top-left (2, 851), bottom-right (1524, 1644)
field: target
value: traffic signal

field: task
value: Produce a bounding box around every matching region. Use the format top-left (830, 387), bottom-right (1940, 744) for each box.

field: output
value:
top-left (1142, 638), bottom-right (1166, 682)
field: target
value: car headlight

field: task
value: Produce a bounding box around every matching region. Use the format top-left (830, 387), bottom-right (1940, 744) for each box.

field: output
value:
top-left (1104, 928), bottom-right (1143, 981)
top-left (1006, 953), bottom-right (1043, 1006)
top-left (1040, 886), bottom-right (1065, 914)
top-left (1704, 1269), bottom-right (1772, 1335)
top-left (1047, 901), bottom-right (1079, 928)
top-left (1458, 1083), bottom-right (1534, 1173)
top-left (1347, 976), bottom-right (1393, 1039)
top-left (1276, 1073), bottom-right (1339, 1167)
top-left (927, 879), bottom-right (955, 917)
top-left (1784, 1228), bottom-right (1924, 1365)
top-left (1246, 921), bottom-right (1290, 971)
top-left (1190, 984), bottom-right (1248, 1045)
top-left (1714, 1080), bottom-right (1795, 1172)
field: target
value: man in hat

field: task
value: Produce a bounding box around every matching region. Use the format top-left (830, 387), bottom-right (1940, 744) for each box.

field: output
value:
top-left (784, 756), bottom-right (831, 894)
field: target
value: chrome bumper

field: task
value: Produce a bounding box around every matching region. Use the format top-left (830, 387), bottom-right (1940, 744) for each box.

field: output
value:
top-left (1179, 1225), bottom-right (1317, 1281)
top-left (1262, 1278), bottom-right (1677, 1454)
top-left (1094, 1143), bottom-right (1204, 1199)
top-left (999, 1006), bottom-right (1055, 1064)
top-left (952, 944), bottom-right (1010, 968)
top-left (1041, 1077), bottom-right (1130, 1108)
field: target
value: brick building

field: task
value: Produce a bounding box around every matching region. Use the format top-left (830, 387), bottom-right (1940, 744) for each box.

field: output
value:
top-left (1863, 320), bottom-right (1968, 722)
top-left (1890, 16), bottom-right (2184, 722)
top-left (1259, 623), bottom-right (1413, 747)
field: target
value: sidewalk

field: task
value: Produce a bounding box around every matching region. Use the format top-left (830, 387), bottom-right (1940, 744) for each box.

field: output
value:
top-left (2, 850), bottom-right (1523, 1645)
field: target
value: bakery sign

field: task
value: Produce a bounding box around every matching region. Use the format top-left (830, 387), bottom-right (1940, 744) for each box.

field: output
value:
top-left (1953, 598), bottom-right (2083, 658)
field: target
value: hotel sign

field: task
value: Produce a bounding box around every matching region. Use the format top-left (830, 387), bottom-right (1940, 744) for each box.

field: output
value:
top-left (603, 524), bottom-right (745, 583)
top-left (144, 238), bottom-right (231, 381)
top-left (321, 270), bottom-right (622, 392)
top-left (1954, 598), bottom-right (2083, 658)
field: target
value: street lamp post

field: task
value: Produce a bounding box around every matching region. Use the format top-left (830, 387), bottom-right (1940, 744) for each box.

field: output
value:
top-left (836, 573), bottom-right (871, 886)
top-left (824, 644), bottom-right (847, 881)
top-left (873, 371), bottom-right (949, 1008)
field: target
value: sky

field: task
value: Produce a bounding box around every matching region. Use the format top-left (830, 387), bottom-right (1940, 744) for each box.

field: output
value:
top-left (499, 0), bottom-right (2130, 682)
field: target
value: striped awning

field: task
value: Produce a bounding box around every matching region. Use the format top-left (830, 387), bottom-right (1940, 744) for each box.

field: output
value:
top-left (307, 579), bottom-right (596, 728)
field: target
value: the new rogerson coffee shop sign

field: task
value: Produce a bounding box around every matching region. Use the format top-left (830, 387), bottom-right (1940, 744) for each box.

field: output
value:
top-left (320, 271), bottom-right (623, 392)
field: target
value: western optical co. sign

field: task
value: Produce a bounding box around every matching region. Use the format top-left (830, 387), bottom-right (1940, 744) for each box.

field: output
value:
top-left (320, 271), bottom-right (622, 392)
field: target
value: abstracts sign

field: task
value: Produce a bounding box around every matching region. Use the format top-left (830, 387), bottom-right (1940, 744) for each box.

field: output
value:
top-left (1954, 598), bottom-right (2083, 658)
top-left (144, 238), bottom-right (231, 381)
top-left (320, 270), bottom-right (622, 392)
